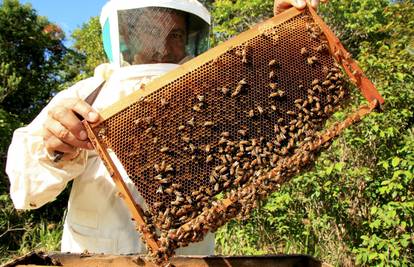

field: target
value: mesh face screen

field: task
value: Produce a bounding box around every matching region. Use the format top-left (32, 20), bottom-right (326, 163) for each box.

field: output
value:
top-left (118, 7), bottom-right (184, 64)
top-left (96, 10), bottom-right (349, 232)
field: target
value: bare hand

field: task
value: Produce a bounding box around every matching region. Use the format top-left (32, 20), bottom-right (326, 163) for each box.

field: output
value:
top-left (274, 0), bottom-right (326, 15)
top-left (43, 98), bottom-right (100, 160)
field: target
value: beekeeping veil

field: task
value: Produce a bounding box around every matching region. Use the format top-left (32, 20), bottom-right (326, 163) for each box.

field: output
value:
top-left (100, 0), bottom-right (211, 67)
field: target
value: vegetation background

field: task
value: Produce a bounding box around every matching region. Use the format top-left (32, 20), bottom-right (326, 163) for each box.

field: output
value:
top-left (0, 0), bottom-right (413, 266)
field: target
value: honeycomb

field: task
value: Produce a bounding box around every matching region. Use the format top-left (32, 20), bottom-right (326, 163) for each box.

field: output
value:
top-left (88, 7), bottom-right (382, 258)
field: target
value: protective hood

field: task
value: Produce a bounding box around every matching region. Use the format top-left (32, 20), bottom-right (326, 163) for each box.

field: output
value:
top-left (100, 0), bottom-right (211, 67)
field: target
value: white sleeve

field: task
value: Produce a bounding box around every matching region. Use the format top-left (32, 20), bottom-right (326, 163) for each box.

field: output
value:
top-left (5, 77), bottom-right (102, 210)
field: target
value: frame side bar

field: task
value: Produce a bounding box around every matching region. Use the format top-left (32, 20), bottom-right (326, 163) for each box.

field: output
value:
top-left (83, 121), bottom-right (160, 252)
top-left (308, 6), bottom-right (384, 105)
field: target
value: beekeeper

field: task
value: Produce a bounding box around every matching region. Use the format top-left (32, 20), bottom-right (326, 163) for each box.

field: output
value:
top-left (6, 0), bottom-right (322, 255)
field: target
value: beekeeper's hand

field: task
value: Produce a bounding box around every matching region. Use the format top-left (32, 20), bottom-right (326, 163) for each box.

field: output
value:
top-left (43, 98), bottom-right (100, 160)
top-left (274, 0), bottom-right (326, 15)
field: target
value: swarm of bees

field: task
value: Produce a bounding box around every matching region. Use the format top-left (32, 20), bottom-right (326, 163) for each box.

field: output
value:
top-left (97, 12), bottom-right (352, 265)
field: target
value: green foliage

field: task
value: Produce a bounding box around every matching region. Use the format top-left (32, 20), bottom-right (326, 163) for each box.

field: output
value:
top-left (319, 0), bottom-right (390, 55)
top-left (0, 62), bottom-right (22, 103)
top-left (0, 194), bottom-right (64, 264)
top-left (0, 0), bottom-right (71, 262)
top-left (0, 0), bottom-right (67, 123)
top-left (211, 0), bottom-right (273, 46)
top-left (68, 16), bottom-right (107, 83)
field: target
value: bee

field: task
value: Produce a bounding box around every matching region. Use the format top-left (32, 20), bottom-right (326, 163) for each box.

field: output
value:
top-left (325, 95), bottom-right (333, 103)
top-left (314, 102), bottom-right (321, 111)
top-left (187, 117), bottom-right (195, 127)
top-left (204, 121), bottom-right (214, 127)
top-left (154, 163), bottom-right (161, 173)
top-left (248, 109), bottom-right (255, 118)
top-left (241, 46), bottom-right (249, 64)
top-left (240, 140), bottom-right (249, 145)
top-left (301, 47), bottom-right (309, 56)
top-left (277, 117), bottom-right (284, 123)
top-left (160, 160), bottom-right (166, 171)
top-left (153, 202), bottom-right (163, 209)
top-left (219, 166), bottom-right (228, 174)
top-left (269, 82), bottom-right (278, 90)
top-left (302, 107), bottom-right (310, 114)
top-left (156, 186), bottom-right (163, 194)
top-left (178, 125), bottom-right (185, 131)
top-left (322, 80), bottom-right (332, 87)
top-left (313, 85), bottom-right (323, 94)
top-left (161, 98), bottom-right (169, 107)
top-left (159, 178), bottom-right (170, 184)
top-left (218, 137), bottom-right (227, 145)
top-left (287, 110), bottom-right (296, 116)
top-left (154, 174), bottom-right (164, 182)
top-left (245, 146), bottom-right (254, 152)
top-left (271, 105), bottom-right (278, 111)
top-left (160, 146), bottom-right (169, 153)
top-left (231, 85), bottom-right (242, 97)
top-left (144, 116), bottom-right (153, 125)
top-left (205, 144), bottom-right (211, 153)
top-left (312, 79), bottom-right (319, 86)
top-left (251, 139), bottom-right (258, 146)
top-left (182, 136), bottom-right (191, 143)
top-left (189, 143), bottom-right (196, 153)
top-left (209, 175), bottom-right (216, 184)
top-left (236, 151), bottom-right (244, 157)
top-left (144, 127), bottom-right (153, 135)
top-left (220, 155), bottom-right (228, 164)
top-left (257, 106), bottom-right (264, 115)
top-left (193, 104), bottom-right (202, 112)
top-left (330, 76), bottom-right (338, 83)
top-left (232, 79), bottom-right (247, 97)
top-left (328, 84), bottom-right (336, 91)
top-left (307, 56), bottom-right (318, 65)
top-left (239, 78), bottom-right (248, 85)
top-left (225, 154), bottom-right (232, 162)
top-left (338, 90), bottom-right (345, 100)
top-left (221, 86), bottom-right (230, 95)
top-left (296, 120), bottom-right (303, 128)
top-left (221, 132), bottom-right (230, 138)
top-left (269, 70), bottom-right (277, 80)
top-left (316, 43), bottom-right (329, 53)
top-left (133, 118), bottom-right (142, 126)
top-left (197, 95), bottom-right (205, 102)
top-left (186, 196), bottom-right (193, 204)
top-left (172, 184), bottom-right (181, 190)
top-left (324, 105), bottom-right (333, 114)
top-left (269, 92), bottom-right (280, 98)
top-left (269, 59), bottom-right (279, 67)
top-left (326, 72), bottom-right (333, 80)
top-left (214, 183), bottom-right (220, 191)
top-left (237, 129), bottom-right (247, 136)
top-left (278, 90), bottom-right (286, 97)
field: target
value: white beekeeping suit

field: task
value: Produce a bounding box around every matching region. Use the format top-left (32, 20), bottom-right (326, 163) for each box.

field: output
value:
top-left (6, 0), bottom-right (214, 255)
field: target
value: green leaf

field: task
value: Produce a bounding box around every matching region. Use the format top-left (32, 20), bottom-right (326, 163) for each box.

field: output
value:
top-left (392, 157), bottom-right (401, 167)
